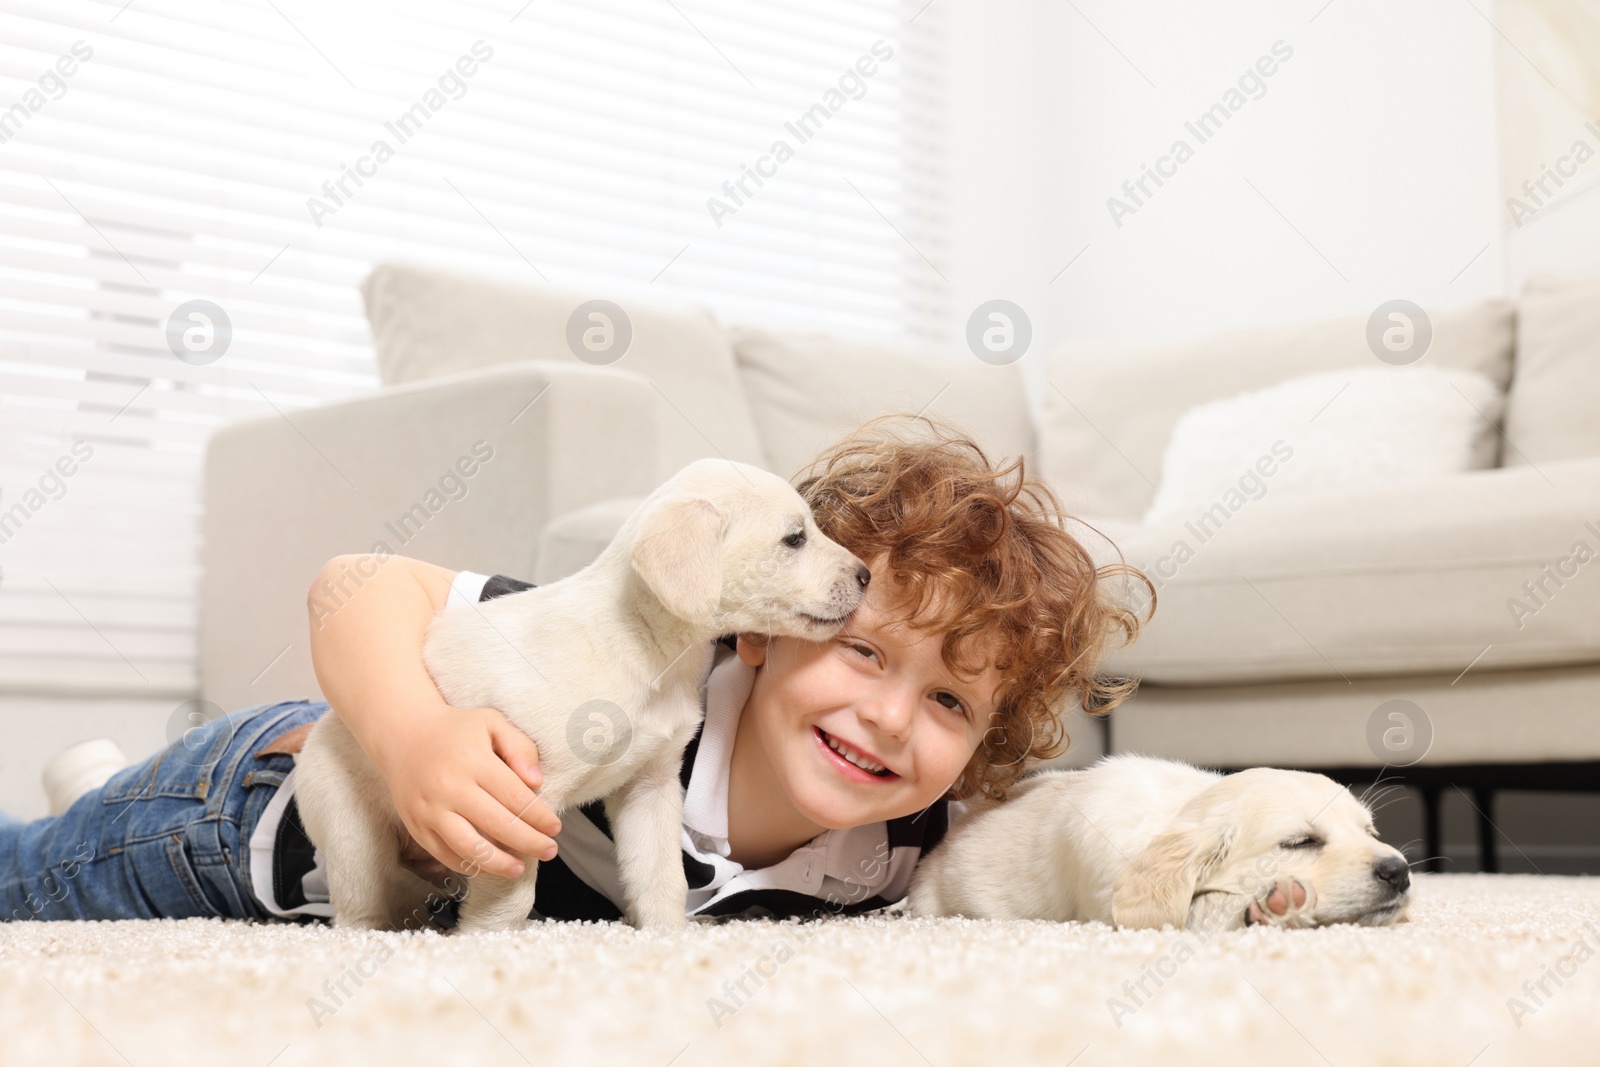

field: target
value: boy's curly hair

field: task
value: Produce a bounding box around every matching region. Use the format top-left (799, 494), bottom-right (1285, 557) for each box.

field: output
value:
top-left (790, 413), bottom-right (1155, 803)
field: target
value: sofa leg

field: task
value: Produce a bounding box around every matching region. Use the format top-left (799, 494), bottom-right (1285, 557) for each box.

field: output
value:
top-left (1474, 787), bottom-right (1499, 874)
top-left (1420, 784), bottom-right (1443, 873)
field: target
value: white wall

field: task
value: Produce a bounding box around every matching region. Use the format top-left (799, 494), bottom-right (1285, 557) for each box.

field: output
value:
top-left (0, 695), bottom-right (180, 819)
top-left (943, 0), bottom-right (1507, 366)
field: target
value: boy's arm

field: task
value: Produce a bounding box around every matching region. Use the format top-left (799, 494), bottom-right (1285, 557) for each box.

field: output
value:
top-left (307, 553), bottom-right (562, 879)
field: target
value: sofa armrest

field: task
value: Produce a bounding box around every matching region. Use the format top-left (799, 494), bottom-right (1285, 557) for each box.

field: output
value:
top-left (200, 362), bottom-right (659, 711)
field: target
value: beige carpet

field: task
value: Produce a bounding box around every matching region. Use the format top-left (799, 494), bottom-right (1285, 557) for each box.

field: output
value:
top-left (3, 874), bottom-right (1599, 1066)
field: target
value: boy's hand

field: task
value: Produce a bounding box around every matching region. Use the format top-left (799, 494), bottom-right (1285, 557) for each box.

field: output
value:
top-left (374, 703), bottom-right (562, 880)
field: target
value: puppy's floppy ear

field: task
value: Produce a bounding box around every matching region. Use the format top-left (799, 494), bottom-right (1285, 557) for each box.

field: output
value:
top-left (630, 494), bottom-right (724, 624)
top-left (1112, 804), bottom-right (1235, 931)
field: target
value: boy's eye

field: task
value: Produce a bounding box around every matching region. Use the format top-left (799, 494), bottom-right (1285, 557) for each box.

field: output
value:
top-left (846, 642), bottom-right (877, 661)
top-left (934, 692), bottom-right (968, 718)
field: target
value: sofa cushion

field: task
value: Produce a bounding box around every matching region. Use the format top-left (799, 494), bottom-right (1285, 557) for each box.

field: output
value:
top-left (1142, 366), bottom-right (1504, 525)
top-left (360, 262), bottom-right (767, 481)
top-left (729, 326), bottom-right (1034, 480)
top-left (1038, 298), bottom-right (1516, 521)
top-left (1503, 273), bottom-right (1600, 468)
top-left (1078, 454), bottom-right (1600, 686)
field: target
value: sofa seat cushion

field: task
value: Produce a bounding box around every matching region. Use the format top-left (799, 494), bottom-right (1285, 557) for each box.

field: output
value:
top-left (729, 327), bottom-right (1034, 480)
top-left (1039, 298), bottom-right (1516, 521)
top-left (361, 261), bottom-right (767, 481)
top-left (1503, 273), bottom-right (1600, 468)
top-left (1081, 455), bottom-right (1600, 685)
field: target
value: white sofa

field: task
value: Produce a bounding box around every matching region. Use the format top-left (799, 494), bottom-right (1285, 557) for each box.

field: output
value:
top-left (201, 264), bottom-right (1600, 867)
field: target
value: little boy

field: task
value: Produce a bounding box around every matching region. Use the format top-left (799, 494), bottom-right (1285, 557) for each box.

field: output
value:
top-left (0, 415), bottom-right (1149, 926)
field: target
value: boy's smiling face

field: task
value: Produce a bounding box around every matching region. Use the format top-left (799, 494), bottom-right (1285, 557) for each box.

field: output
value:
top-left (730, 554), bottom-right (1001, 846)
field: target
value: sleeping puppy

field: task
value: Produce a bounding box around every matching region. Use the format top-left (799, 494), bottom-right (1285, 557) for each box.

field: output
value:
top-left (297, 458), bottom-right (869, 934)
top-left (907, 755), bottom-right (1411, 931)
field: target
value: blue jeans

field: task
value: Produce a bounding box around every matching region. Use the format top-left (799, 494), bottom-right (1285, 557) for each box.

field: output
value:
top-left (0, 699), bottom-right (331, 923)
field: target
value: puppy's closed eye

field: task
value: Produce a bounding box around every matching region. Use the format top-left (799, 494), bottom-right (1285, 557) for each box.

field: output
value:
top-left (1280, 834), bottom-right (1323, 850)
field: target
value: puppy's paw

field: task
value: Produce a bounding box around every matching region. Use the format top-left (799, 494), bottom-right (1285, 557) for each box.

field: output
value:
top-left (627, 907), bottom-right (690, 932)
top-left (1244, 876), bottom-right (1317, 929)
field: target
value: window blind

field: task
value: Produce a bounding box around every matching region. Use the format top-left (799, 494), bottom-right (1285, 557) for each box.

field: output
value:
top-left (0, 0), bottom-right (950, 697)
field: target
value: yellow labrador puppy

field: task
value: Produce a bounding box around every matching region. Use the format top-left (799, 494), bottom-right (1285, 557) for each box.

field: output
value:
top-left (907, 755), bottom-right (1411, 930)
top-left (298, 458), bottom-right (869, 933)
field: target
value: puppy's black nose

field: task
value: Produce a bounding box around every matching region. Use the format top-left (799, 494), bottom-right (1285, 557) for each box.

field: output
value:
top-left (855, 564), bottom-right (871, 589)
top-left (1374, 855), bottom-right (1410, 893)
